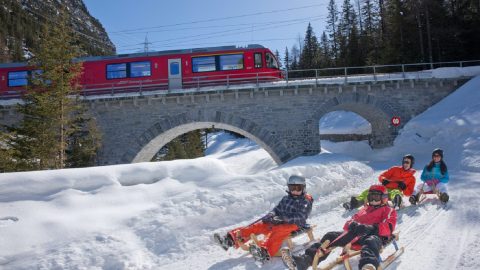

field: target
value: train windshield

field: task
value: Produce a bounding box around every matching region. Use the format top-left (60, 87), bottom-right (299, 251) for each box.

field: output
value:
top-left (266, 53), bottom-right (279, 69)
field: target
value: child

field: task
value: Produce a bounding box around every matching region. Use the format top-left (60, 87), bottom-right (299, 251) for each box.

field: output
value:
top-left (409, 148), bottom-right (449, 204)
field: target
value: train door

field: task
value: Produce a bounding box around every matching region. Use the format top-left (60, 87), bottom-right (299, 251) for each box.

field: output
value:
top-left (168, 59), bottom-right (182, 90)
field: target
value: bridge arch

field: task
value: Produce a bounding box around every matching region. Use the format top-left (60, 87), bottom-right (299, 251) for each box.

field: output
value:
top-left (124, 111), bottom-right (290, 164)
top-left (314, 93), bottom-right (401, 148)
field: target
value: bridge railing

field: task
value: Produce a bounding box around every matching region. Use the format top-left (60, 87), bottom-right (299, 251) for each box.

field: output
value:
top-left (284, 59), bottom-right (480, 85)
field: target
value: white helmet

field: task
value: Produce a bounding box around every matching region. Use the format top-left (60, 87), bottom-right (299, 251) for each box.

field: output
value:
top-left (287, 175), bottom-right (306, 196)
top-left (288, 175), bottom-right (306, 185)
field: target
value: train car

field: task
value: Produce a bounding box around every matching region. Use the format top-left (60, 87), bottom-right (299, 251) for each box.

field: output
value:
top-left (0, 44), bottom-right (281, 98)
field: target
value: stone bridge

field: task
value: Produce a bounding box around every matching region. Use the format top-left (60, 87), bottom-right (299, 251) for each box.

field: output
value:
top-left (0, 77), bottom-right (471, 165)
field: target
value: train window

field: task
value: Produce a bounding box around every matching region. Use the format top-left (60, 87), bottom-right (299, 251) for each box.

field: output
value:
top-left (219, 54), bottom-right (244, 71)
top-left (107, 63), bottom-right (127, 79)
top-left (170, 62), bottom-right (180, 75)
top-left (266, 53), bottom-right (279, 69)
top-left (130, 61), bottom-right (151, 78)
top-left (8, 71), bottom-right (28, 87)
top-left (254, 53), bottom-right (263, 68)
top-left (192, 56), bottom-right (216, 73)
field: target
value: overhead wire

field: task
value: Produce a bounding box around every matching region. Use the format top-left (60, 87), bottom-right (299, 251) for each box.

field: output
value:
top-left (116, 16), bottom-right (326, 51)
top-left (108, 3), bottom-right (327, 34)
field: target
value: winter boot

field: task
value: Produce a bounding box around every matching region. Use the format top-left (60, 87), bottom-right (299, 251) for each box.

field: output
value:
top-left (409, 194), bottom-right (418, 205)
top-left (213, 233), bottom-right (234, 251)
top-left (249, 243), bottom-right (270, 263)
top-left (281, 248), bottom-right (297, 270)
top-left (292, 254), bottom-right (315, 270)
top-left (343, 196), bottom-right (362, 210)
top-left (439, 192), bottom-right (449, 203)
top-left (361, 263), bottom-right (377, 270)
top-left (393, 194), bottom-right (402, 208)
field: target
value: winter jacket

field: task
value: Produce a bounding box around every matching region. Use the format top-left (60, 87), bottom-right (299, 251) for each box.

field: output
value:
top-left (378, 166), bottom-right (416, 196)
top-left (421, 163), bottom-right (449, 183)
top-left (269, 193), bottom-right (313, 228)
top-left (343, 205), bottom-right (397, 238)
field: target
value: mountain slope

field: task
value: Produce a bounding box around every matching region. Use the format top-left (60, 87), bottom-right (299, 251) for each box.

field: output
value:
top-left (0, 0), bottom-right (115, 62)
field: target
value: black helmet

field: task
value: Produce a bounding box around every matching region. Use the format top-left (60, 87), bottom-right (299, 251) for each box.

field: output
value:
top-left (403, 154), bottom-right (415, 167)
top-left (432, 148), bottom-right (444, 158)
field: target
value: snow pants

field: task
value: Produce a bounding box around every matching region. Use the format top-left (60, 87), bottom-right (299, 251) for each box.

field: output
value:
top-left (229, 221), bottom-right (299, 257)
top-left (357, 188), bottom-right (403, 202)
top-left (304, 231), bottom-right (384, 269)
top-left (412, 182), bottom-right (448, 195)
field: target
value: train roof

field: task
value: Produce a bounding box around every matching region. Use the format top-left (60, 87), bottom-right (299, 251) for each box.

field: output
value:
top-left (78, 44), bottom-right (265, 62)
top-left (0, 44), bottom-right (266, 68)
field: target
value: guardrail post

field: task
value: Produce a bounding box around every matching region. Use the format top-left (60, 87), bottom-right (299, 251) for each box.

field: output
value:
top-left (197, 77), bottom-right (200, 90)
top-left (344, 67), bottom-right (348, 84)
top-left (460, 61), bottom-right (463, 68)
top-left (139, 81), bottom-right (143, 96)
top-left (111, 84), bottom-right (114, 96)
top-left (373, 66), bottom-right (377, 81)
top-left (227, 75), bottom-right (230, 88)
top-left (285, 68), bottom-right (289, 86)
top-left (256, 73), bottom-right (259, 86)
top-left (402, 64), bottom-right (405, 79)
top-left (315, 69), bottom-right (318, 86)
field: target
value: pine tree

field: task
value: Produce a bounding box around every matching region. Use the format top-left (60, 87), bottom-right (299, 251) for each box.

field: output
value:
top-left (299, 23), bottom-right (319, 70)
top-left (320, 31), bottom-right (332, 67)
top-left (66, 105), bottom-right (102, 167)
top-left (326, 0), bottom-right (339, 62)
top-left (9, 11), bottom-right (99, 171)
top-left (274, 50), bottom-right (282, 69)
top-left (283, 46), bottom-right (290, 70)
top-left (361, 0), bottom-right (381, 64)
top-left (0, 130), bottom-right (19, 172)
top-left (338, 0), bottom-right (358, 66)
top-left (185, 130), bottom-right (204, 158)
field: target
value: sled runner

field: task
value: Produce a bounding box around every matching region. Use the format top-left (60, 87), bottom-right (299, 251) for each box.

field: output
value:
top-left (312, 232), bottom-right (403, 270)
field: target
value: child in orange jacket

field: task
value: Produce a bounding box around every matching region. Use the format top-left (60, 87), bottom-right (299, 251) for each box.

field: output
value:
top-left (343, 154), bottom-right (416, 209)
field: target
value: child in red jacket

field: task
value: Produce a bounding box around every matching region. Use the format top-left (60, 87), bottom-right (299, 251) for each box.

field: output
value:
top-left (283, 184), bottom-right (397, 270)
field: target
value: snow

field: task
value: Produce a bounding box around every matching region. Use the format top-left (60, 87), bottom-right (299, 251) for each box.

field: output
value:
top-left (1, 75), bottom-right (480, 269)
top-left (320, 111), bottom-right (371, 135)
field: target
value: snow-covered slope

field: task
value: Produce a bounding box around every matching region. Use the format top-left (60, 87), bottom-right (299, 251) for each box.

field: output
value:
top-left (1, 77), bottom-right (480, 269)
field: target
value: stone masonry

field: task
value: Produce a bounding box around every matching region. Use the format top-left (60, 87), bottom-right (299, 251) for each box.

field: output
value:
top-left (0, 78), bottom-right (469, 165)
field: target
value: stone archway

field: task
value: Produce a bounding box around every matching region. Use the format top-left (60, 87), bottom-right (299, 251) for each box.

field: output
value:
top-left (122, 111), bottom-right (291, 164)
top-left (314, 93), bottom-right (401, 148)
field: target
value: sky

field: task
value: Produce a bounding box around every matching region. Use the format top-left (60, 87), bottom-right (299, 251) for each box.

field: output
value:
top-left (82, 0), bottom-right (331, 57)
top-left (1, 71), bottom-right (479, 269)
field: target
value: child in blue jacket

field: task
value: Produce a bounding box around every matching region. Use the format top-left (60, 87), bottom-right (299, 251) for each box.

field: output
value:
top-left (409, 148), bottom-right (450, 204)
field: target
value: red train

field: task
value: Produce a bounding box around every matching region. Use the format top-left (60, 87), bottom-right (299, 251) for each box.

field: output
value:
top-left (0, 44), bottom-right (282, 98)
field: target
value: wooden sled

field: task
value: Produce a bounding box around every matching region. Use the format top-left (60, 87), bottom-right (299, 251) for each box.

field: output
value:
top-left (312, 232), bottom-right (404, 270)
top-left (237, 226), bottom-right (316, 257)
top-left (418, 187), bottom-right (441, 204)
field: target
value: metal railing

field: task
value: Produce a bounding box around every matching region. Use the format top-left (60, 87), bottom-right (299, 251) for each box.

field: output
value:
top-left (1, 60), bottom-right (479, 100)
top-left (284, 59), bottom-right (480, 86)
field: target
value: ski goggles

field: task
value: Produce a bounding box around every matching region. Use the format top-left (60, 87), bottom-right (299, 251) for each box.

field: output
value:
top-left (367, 191), bottom-right (387, 202)
top-left (288, 184), bottom-right (304, 192)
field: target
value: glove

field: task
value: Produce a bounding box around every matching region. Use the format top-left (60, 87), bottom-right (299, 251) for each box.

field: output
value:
top-left (355, 224), bottom-right (378, 235)
top-left (271, 216), bottom-right (285, 225)
top-left (425, 179), bottom-right (440, 187)
top-left (348, 221), bottom-right (358, 232)
top-left (397, 182), bottom-right (406, 190)
top-left (382, 179), bottom-right (390, 186)
top-left (261, 213), bottom-right (275, 223)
